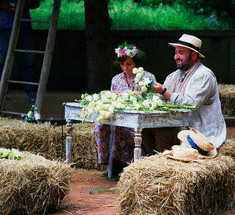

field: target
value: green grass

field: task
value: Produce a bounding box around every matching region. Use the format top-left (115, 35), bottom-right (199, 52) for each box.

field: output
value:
top-left (31, 0), bottom-right (85, 29)
top-left (30, 0), bottom-right (230, 30)
top-left (96, 187), bottom-right (115, 194)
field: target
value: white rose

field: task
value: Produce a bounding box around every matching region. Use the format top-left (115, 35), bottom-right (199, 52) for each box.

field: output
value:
top-left (135, 72), bottom-right (143, 82)
top-left (132, 68), bottom-right (138, 74)
top-left (153, 95), bottom-right (163, 104)
top-left (143, 99), bottom-right (150, 107)
top-left (141, 86), bottom-right (148, 92)
top-left (86, 95), bottom-right (92, 102)
top-left (129, 95), bottom-right (137, 102)
top-left (125, 106), bottom-right (132, 110)
top-left (143, 77), bottom-right (151, 84)
top-left (126, 49), bottom-right (131, 56)
top-left (121, 92), bottom-right (129, 100)
top-left (139, 81), bottom-right (145, 87)
top-left (116, 102), bottom-right (124, 109)
top-left (134, 103), bottom-right (141, 110)
top-left (93, 94), bottom-right (99, 100)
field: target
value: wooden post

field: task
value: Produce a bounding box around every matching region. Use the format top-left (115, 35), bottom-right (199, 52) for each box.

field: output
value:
top-left (35, 0), bottom-right (61, 113)
top-left (134, 128), bottom-right (142, 162)
top-left (107, 125), bottom-right (115, 178)
top-left (65, 120), bottom-right (73, 163)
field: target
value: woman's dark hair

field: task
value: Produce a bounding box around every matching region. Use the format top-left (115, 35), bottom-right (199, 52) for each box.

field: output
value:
top-left (113, 43), bottom-right (145, 67)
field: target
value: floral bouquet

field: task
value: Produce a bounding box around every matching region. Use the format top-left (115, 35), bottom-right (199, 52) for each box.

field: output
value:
top-left (133, 67), bottom-right (154, 96)
top-left (78, 90), bottom-right (195, 123)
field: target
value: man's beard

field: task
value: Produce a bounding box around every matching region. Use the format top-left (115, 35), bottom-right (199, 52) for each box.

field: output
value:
top-left (176, 55), bottom-right (192, 71)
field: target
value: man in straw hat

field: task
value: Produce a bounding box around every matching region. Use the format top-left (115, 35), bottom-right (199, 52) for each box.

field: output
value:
top-left (151, 34), bottom-right (226, 148)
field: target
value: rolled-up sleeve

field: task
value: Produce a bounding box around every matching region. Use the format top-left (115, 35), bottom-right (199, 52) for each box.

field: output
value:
top-left (164, 70), bottom-right (217, 109)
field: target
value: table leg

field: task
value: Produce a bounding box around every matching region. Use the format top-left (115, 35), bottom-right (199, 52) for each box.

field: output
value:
top-left (134, 128), bottom-right (142, 162)
top-left (107, 125), bottom-right (115, 179)
top-left (66, 119), bottom-right (73, 163)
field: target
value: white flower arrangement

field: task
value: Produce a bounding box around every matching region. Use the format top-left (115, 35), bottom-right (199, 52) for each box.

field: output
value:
top-left (79, 90), bottom-right (163, 123)
top-left (0, 148), bottom-right (23, 160)
top-left (133, 67), bottom-right (154, 95)
top-left (78, 90), bottom-right (196, 123)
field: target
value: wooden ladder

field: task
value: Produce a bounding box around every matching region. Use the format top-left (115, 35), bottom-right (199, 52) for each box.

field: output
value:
top-left (0, 0), bottom-right (61, 116)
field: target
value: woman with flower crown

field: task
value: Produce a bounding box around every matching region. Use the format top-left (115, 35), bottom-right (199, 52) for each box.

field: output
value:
top-left (94, 42), bottom-right (157, 177)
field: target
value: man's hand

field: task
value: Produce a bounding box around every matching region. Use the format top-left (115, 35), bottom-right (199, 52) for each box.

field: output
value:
top-left (152, 83), bottom-right (171, 100)
top-left (152, 83), bottom-right (164, 94)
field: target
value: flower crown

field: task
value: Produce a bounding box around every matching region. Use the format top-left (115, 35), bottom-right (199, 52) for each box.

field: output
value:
top-left (115, 42), bottom-right (142, 59)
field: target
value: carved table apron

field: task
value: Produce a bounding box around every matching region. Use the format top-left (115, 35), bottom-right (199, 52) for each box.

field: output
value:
top-left (64, 102), bottom-right (191, 178)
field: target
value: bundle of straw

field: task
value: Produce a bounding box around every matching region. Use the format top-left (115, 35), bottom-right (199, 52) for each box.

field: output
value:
top-left (218, 84), bottom-right (235, 116)
top-left (0, 118), bottom-right (103, 170)
top-left (0, 150), bottom-right (72, 215)
top-left (118, 154), bottom-right (234, 215)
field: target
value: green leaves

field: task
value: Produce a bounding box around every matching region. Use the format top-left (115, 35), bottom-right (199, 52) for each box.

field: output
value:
top-left (0, 148), bottom-right (23, 160)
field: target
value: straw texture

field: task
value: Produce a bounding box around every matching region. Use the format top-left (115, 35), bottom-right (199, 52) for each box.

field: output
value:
top-left (0, 118), bottom-right (103, 170)
top-left (0, 150), bottom-right (72, 215)
top-left (118, 154), bottom-right (234, 215)
top-left (218, 138), bottom-right (235, 159)
top-left (218, 84), bottom-right (235, 116)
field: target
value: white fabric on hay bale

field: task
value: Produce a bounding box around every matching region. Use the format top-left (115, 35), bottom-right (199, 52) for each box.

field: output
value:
top-left (117, 154), bottom-right (235, 215)
top-left (0, 150), bottom-right (72, 215)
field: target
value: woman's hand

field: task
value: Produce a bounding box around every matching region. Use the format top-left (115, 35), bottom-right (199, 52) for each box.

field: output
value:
top-left (134, 83), bottom-right (139, 91)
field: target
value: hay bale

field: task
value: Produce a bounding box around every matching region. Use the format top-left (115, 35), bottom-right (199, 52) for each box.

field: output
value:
top-left (0, 117), bottom-right (103, 170)
top-left (218, 138), bottom-right (235, 159)
top-left (0, 149), bottom-right (72, 215)
top-left (118, 154), bottom-right (235, 215)
top-left (72, 123), bottom-right (103, 169)
top-left (0, 117), bottom-right (64, 160)
top-left (218, 84), bottom-right (235, 116)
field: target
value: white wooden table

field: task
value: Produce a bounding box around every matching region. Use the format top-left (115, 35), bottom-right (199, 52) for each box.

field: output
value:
top-left (64, 102), bottom-right (191, 178)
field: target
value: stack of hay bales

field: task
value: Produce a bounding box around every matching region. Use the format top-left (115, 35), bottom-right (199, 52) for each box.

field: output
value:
top-left (0, 117), bottom-right (102, 170)
top-left (0, 150), bottom-right (72, 215)
top-left (118, 154), bottom-right (234, 215)
top-left (218, 84), bottom-right (235, 116)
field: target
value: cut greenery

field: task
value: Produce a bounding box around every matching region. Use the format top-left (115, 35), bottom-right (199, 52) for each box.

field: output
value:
top-left (0, 148), bottom-right (23, 160)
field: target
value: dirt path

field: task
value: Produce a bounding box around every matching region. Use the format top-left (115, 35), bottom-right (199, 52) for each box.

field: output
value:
top-left (49, 169), bottom-right (119, 215)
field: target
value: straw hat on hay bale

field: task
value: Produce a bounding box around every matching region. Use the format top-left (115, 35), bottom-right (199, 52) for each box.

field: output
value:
top-left (0, 149), bottom-right (73, 215)
top-left (163, 128), bottom-right (217, 162)
top-left (117, 154), bottom-right (235, 215)
top-left (164, 145), bottom-right (201, 162)
top-left (178, 128), bottom-right (217, 158)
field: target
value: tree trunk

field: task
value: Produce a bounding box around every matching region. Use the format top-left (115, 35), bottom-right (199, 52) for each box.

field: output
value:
top-left (84, 0), bottom-right (113, 93)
